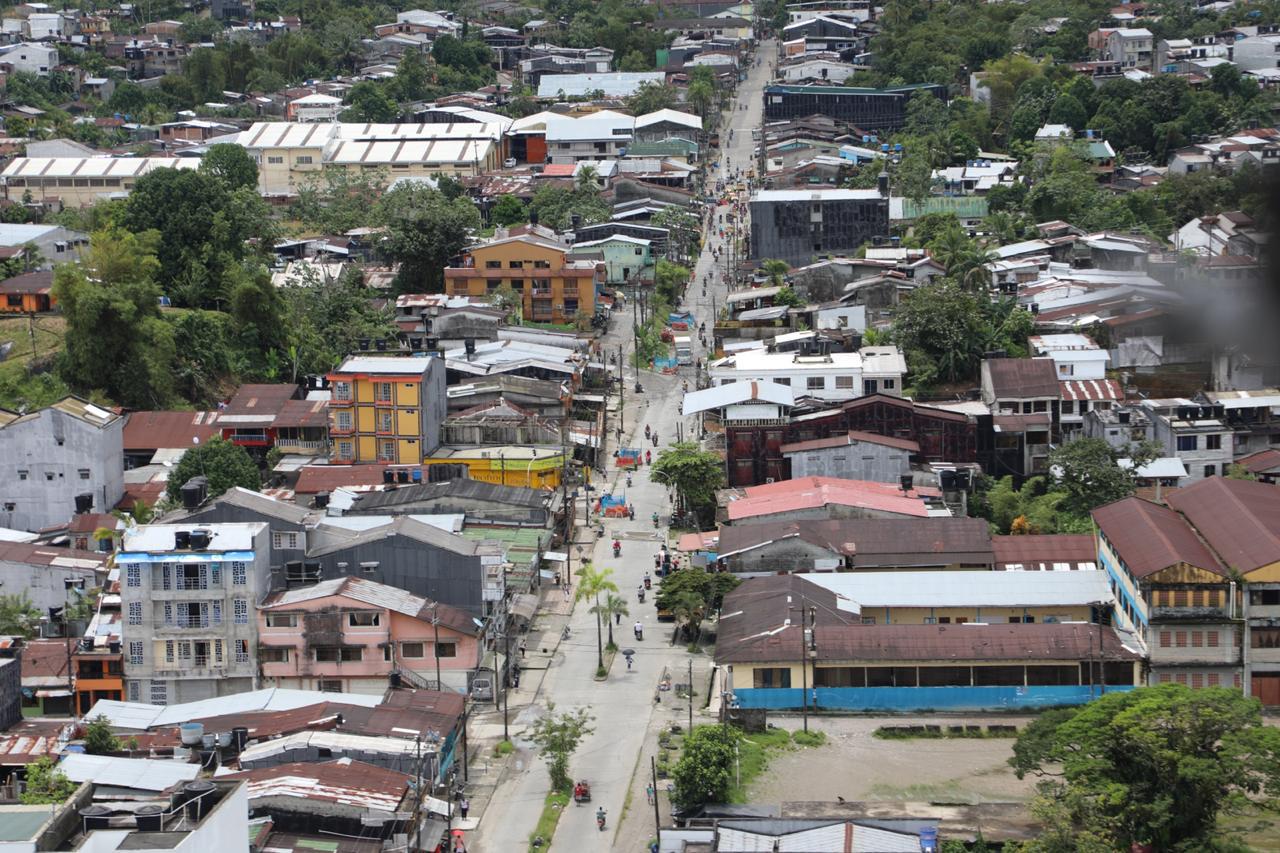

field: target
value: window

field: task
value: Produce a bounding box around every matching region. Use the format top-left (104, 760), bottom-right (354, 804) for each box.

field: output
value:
top-left (1204, 465), bottom-right (1216, 478)
top-left (267, 156), bottom-right (283, 164)
top-left (128, 641), bottom-right (144, 665)
top-left (806, 377), bottom-right (824, 390)
top-left (1176, 631), bottom-right (1187, 647)
top-left (235, 640), bottom-right (250, 663)
top-left (318, 680), bottom-right (343, 692)
top-left (333, 382), bottom-right (352, 401)
top-left (1177, 436), bottom-right (1197, 451)
top-left (1251, 589), bottom-right (1280, 606)
top-left (378, 411), bottom-right (393, 432)
top-left (835, 376), bottom-right (854, 389)
top-left (1032, 400), bottom-right (1048, 413)
top-left (315, 647), bottom-right (363, 662)
top-left (402, 642), bottom-right (425, 658)
top-left (337, 440), bottom-right (354, 459)
top-left (266, 612), bottom-right (298, 628)
top-left (1061, 400), bottom-right (1075, 415)
top-left (1207, 673), bottom-right (1220, 687)
top-left (1191, 631), bottom-right (1203, 647)
top-left (127, 681), bottom-right (140, 702)
top-left (1159, 630), bottom-right (1171, 647)
top-left (128, 601), bottom-right (142, 625)
top-left (1207, 631), bottom-right (1219, 647)
top-left (774, 377), bottom-right (790, 386)
top-left (752, 667), bottom-right (791, 688)
top-left (509, 260), bottom-right (524, 269)
top-left (232, 562), bottom-right (247, 586)
top-left (46, 472), bottom-right (55, 481)
top-left (378, 440), bottom-right (396, 461)
top-left (17, 469), bottom-right (27, 480)
top-left (260, 647), bottom-right (290, 663)
top-left (149, 681), bottom-right (167, 705)
top-left (214, 640), bottom-right (224, 663)
top-left (78, 468), bottom-right (90, 480)
top-left (234, 599), bottom-right (248, 624)
top-left (127, 565), bottom-right (141, 588)
top-left (334, 410), bottom-right (353, 431)
top-left (1206, 434), bottom-right (1222, 450)
top-left (485, 260), bottom-right (502, 269)
top-left (1191, 673), bottom-right (1203, 689)
top-left (882, 379), bottom-right (895, 390)
top-left (272, 531), bottom-right (300, 550)
top-left (295, 155), bottom-right (313, 165)
top-left (435, 642), bottom-right (457, 658)
top-left (211, 601), bottom-right (221, 625)
top-left (374, 382), bottom-right (392, 402)
top-left (348, 611), bottom-right (380, 627)
top-left (860, 616), bottom-right (876, 625)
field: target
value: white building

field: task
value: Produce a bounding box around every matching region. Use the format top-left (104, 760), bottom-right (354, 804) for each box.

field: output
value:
top-left (0, 41), bottom-right (57, 75)
top-left (1106, 28), bottom-right (1154, 69)
top-left (288, 92), bottom-right (343, 123)
top-left (544, 111), bottom-right (634, 164)
top-left (707, 345), bottom-right (905, 402)
top-left (1232, 32), bottom-right (1280, 72)
top-left (1029, 333), bottom-right (1109, 380)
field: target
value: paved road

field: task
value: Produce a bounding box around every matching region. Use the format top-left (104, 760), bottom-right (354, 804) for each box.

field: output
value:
top-left (469, 42), bottom-right (774, 853)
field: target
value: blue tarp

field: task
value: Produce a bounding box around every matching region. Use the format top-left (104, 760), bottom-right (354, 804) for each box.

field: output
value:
top-left (653, 357), bottom-right (679, 369)
top-left (734, 685), bottom-right (1134, 712)
top-left (599, 493), bottom-right (627, 508)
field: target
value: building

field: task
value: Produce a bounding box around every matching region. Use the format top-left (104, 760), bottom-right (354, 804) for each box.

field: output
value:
top-left (0, 541), bottom-right (109, 622)
top-left (1104, 28), bottom-right (1154, 69)
top-left (707, 346), bottom-right (906, 402)
top-left (535, 71), bottom-right (665, 98)
top-left (1203, 389), bottom-right (1280, 459)
top-left (719, 476), bottom-right (948, 526)
top-left (567, 234), bottom-right (654, 286)
top-left (0, 271), bottom-right (54, 314)
top-left (1, 157), bottom-right (200, 207)
top-left (118, 522), bottom-right (272, 705)
top-left (0, 41), bottom-right (56, 75)
top-left (443, 232), bottom-right (603, 325)
top-left (991, 534), bottom-right (1098, 571)
top-left (749, 187), bottom-right (889, 266)
top-left (218, 383), bottom-right (302, 453)
top-left (780, 430), bottom-right (915, 483)
top-left (716, 574), bottom-right (1140, 712)
top-left (327, 355), bottom-right (448, 465)
top-left (0, 397), bottom-right (123, 533)
top-left (543, 111), bottom-right (633, 164)
top-left (979, 357), bottom-right (1060, 479)
top-left (286, 93), bottom-right (343, 123)
top-left (0, 223), bottom-right (88, 267)
top-left (761, 84), bottom-right (946, 131)
top-left (258, 576), bottom-right (483, 694)
top-left (238, 122), bottom-right (504, 197)
top-left (0, 657), bottom-right (18, 731)
top-left (1137, 399), bottom-right (1232, 481)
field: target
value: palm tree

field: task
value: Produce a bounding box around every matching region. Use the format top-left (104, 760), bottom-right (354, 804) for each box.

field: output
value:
top-left (597, 594), bottom-right (629, 650)
top-left (575, 164), bottom-right (599, 192)
top-left (762, 258), bottom-right (790, 287)
top-left (671, 590), bottom-right (706, 642)
top-left (575, 566), bottom-right (619, 671)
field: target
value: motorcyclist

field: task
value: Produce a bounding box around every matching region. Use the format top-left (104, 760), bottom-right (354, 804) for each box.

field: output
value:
top-left (612, 539), bottom-right (621, 556)
top-left (596, 807), bottom-right (607, 830)
top-left (633, 621), bottom-right (644, 641)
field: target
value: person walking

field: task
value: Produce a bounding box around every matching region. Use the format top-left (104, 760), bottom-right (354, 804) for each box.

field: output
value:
top-left (459, 798), bottom-right (470, 820)
top-left (646, 783), bottom-right (655, 805)
top-left (518, 639), bottom-right (526, 659)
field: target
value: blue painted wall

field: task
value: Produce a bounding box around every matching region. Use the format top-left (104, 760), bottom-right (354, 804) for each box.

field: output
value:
top-left (734, 684), bottom-right (1134, 711)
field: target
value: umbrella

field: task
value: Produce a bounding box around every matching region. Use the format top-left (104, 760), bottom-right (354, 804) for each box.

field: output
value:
top-left (622, 648), bottom-right (636, 657)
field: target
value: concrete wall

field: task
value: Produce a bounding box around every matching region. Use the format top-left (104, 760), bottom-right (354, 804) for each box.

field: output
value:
top-left (2, 408), bottom-right (124, 533)
top-left (785, 439), bottom-right (909, 483)
top-left (0, 559), bottom-right (105, 617)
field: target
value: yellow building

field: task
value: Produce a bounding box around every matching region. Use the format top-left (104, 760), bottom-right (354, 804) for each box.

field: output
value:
top-left (422, 445), bottom-right (566, 489)
top-left (327, 355), bottom-right (447, 464)
top-left (1, 157), bottom-right (200, 207)
top-left (444, 231), bottom-right (602, 325)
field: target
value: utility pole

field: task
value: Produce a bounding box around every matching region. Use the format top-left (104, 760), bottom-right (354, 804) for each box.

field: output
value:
top-left (502, 627), bottom-right (511, 742)
top-left (650, 755), bottom-right (662, 844)
top-left (618, 342), bottom-right (625, 431)
top-left (432, 605), bottom-right (442, 692)
top-left (688, 658), bottom-right (694, 733)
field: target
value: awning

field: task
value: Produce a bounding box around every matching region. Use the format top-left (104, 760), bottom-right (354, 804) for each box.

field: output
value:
top-left (509, 594), bottom-right (539, 623)
top-left (543, 551), bottom-right (568, 562)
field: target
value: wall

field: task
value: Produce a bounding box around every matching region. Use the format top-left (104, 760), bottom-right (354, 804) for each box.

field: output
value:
top-left (2, 408), bottom-right (124, 533)
top-left (310, 536), bottom-right (487, 617)
top-left (734, 684), bottom-right (1136, 711)
top-left (749, 196), bottom-right (889, 266)
top-left (0, 559), bottom-right (104, 617)
top-left (785, 440), bottom-right (909, 483)
top-left (721, 538), bottom-right (840, 574)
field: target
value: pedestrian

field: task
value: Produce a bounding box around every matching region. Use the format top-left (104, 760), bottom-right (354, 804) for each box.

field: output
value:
top-left (615, 611), bottom-right (622, 625)
top-left (518, 639), bottom-right (527, 659)
top-left (563, 584), bottom-right (571, 601)
top-left (646, 782), bottom-right (655, 805)
top-left (460, 798), bottom-right (470, 820)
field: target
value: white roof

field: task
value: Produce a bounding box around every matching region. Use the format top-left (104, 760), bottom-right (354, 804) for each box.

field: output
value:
top-left (1118, 457), bottom-right (1188, 479)
top-left (635, 109), bottom-right (702, 131)
top-left (1035, 124), bottom-right (1073, 139)
top-left (508, 110), bottom-right (562, 133)
top-left (59, 754), bottom-right (199, 791)
top-left (806, 570), bottom-right (1114, 611)
top-left (238, 122), bottom-right (339, 149)
top-left (226, 756), bottom-right (406, 813)
top-left (536, 71), bottom-right (665, 98)
top-left (544, 113), bottom-right (634, 142)
top-left (239, 730), bottom-right (424, 764)
top-left (121, 522), bottom-right (265, 554)
top-left (860, 346), bottom-right (908, 375)
top-left (711, 349), bottom-right (865, 373)
top-left (86, 688), bottom-right (384, 730)
top-left (1115, 27), bottom-right (1153, 37)
top-left (1, 157), bottom-right (199, 180)
top-left (290, 93), bottom-right (342, 105)
top-left (570, 234), bottom-right (651, 248)
top-left (261, 576), bottom-right (443, 622)
top-left (326, 136), bottom-right (494, 166)
top-left (682, 381), bottom-right (795, 415)
top-left (336, 355), bottom-right (434, 375)
top-left (752, 188), bottom-right (882, 202)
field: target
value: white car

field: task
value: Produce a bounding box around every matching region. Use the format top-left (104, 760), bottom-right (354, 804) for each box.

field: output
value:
top-left (503, 157), bottom-right (517, 169)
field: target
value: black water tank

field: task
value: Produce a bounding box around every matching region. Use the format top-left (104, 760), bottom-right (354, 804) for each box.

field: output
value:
top-left (383, 469), bottom-right (396, 485)
top-left (135, 804), bottom-right (164, 832)
top-left (314, 492), bottom-right (330, 509)
top-left (174, 530), bottom-right (191, 549)
top-left (188, 530), bottom-right (211, 550)
top-left (900, 474), bottom-right (914, 493)
top-left (74, 493), bottom-right (93, 514)
top-left (375, 339), bottom-right (388, 352)
top-left (940, 470), bottom-right (957, 490)
top-left (231, 726), bottom-right (249, 751)
top-left (183, 781), bottom-right (215, 821)
top-left (80, 805), bottom-right (111, 832)
top-left (464, 337), bottom-right (477, 356)
top-left (877, 171), bottom-right (889, 195)
top-left (389, 671), bottom-right (402, 688)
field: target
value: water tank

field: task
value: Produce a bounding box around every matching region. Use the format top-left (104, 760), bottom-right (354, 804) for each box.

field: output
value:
top-left (231, 727), bottom-right (249, 751)
top-left (188, 530), bottom-right (211, 550)
top-left (389, 671), bottom-right (403, 688)
top-left (314, 492), bottom-right (330, 509)
top-left (180, 477), bottom-right (207, 511)
top-left (899, 474), bottom-right (914, 493)
top-left (383, 469), bottom-right (396, 485)
top-left (397, 470), bottom-right (410, 484)
top-left (215, 731), bottom-right (232, 748)
top-left (183, 781), bottom-right (216, 822)
top-left (201, 733), bottom-right (216, 750)
top-left (411, 469), bottom-right (422, 483)
top-left (80, 805), bottom-right (112, 832)
top-left (375, 339), bottom-right (388, 352)
top-left (74, 493), bottom-right (93, 514)
top-left (179, 723), bottom-right (204, 746)
top-left (174, 530), bottom-right (191, 549)
top-left (135, 804), bottom-right (164, 832)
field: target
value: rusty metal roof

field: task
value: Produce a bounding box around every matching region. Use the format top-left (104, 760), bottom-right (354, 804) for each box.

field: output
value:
top-left (991, 535), bottom-right (1097, 571)
top-left (1091, 497), bottom-right (1226, 578)
top-left (122, 410), bottom-right (222, 451)
top-left (1166, 476), bottom-right (1280, 575)
top-left (225, 758), bottom-right (411, 813)
top-left (984, 358), bottom-right (1060, 399)
top-left (780, 430), bottom-right (920, 455)
top-left (717, 518), bottom-right (992, 567)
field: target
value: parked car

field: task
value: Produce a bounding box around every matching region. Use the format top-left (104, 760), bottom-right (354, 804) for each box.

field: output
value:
top-left (470, 676), bottom-right (494, 701)
top-left (503, 157), bottom-right (517, 168)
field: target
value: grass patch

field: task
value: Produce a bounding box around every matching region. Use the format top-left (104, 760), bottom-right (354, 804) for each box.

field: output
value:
top-left (791, 729), bottom-right (826, 747)
top-left (730, 727), bottom-right (794, 802)
top-left (494, 739), bottom-right (515, 757)
top-left (873, 724), bottom-right (1019, 740)
top-left (528, 788), bottom-right (571, 851)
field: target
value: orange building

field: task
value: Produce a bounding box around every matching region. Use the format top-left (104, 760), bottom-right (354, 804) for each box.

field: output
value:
top-left (327, 355), bottom-right (447, 464)
top-left (444, 231), bottom-right (602, 325)
top-left (0, 270), bottom-right (54, 313)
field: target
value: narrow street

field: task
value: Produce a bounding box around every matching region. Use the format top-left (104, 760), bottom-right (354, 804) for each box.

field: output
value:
top-left (468, 41), bottom-right (774, 852)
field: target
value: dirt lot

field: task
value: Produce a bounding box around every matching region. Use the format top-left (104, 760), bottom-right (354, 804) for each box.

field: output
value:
top-left (747, 716), bottom-right (1039, 804)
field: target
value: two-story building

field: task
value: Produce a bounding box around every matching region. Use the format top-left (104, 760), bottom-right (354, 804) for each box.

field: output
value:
top-left (1105, 27), bottom-right (1154, 69)
top-left (258, 576), bottom-right (483, 695)
top-left (443, 231), bottom-right (602, 325)
top-left (707, 346), bottom-right (906, 403)
top-left (567, 234), bottom-right (655, 287)
top-left (327, 355), bottom-right (447, 465)
top-left (1138, 399), bottom-right (1233, 481)
top-left (542, 111), bottom-right (633, 164)
top-left (1029, 334), bottom-right (1121, 436)
top-left (979, 357), bottom-right (1060, 478)
top-left (119, 522), bottom-right (272, 705)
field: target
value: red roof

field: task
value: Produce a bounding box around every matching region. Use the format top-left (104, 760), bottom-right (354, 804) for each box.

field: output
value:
top-left (781, 430), bottom-right (920, 455)
top-left (726, 476), bottom-right (940, 522)
top-left (123, 410), bottom-right (222, 451)
top-left (272, 398), bottom-right (328, 429)
top-left (1059, 379), bottom-right (1123, 402)
top-left (295, 464), bottom-right (392, 495)
top-left (1091, 497), bottom-right (1226, 578)
top-left (17, 639), bottom-right (71, 681)
top-left (992, 534), bottom-right (1097, 570)
top-left (1237, 448), bottom-right (1280, 475)
top-left (1166, 476), bottom-right (1280, 575)
top-left (541, 163), bottom-right (576, 177)
top-left (0, 271), bottom-right (53, 295)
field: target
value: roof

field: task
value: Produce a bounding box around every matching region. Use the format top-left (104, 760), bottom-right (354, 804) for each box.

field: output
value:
top-left (123, 410), bottom-right (221, 451)
top-left (1166, 476), bottom-right (1280, 575)
top-left (58, 753), bottom-right (199, 791)
top-left (1060, 379), bottom-right (1123, 402)
top-left (781, 430), bottom-right (919, 455)
top-left (635, 108), bottom-right (702, 130)
top-left (984, 358), bottom-right (1061, 399)
top-left (717, 517), bottom-right (993, 567)
top-left (536, 71), bottom-right (665, 97)
top-left (725, 477), bottom-right (941, 522)
top-left (1118, 456), bottom-right (1188, 479)
top-left (992, 535), bottom-right (1097, 571)
top-left (0, 157), bottom-right (199, 181)
top-left (1091, 497), bottom-right (1226, 578)
top-left (295, 464), bottom-right (392, 495)
top-left (1237, 448), bottom-right (1280, 475)
top-left (306, 515), bottom-right (480, 558)
top-left (752, 188), bottom-right (883, 202)
top-left (348, 478), bottom-right (549, 511)
top-left (86, 687), bottom-right (386, 730)
top-left (807, 570), bottom-right (1112, 611)
top-left (222, 383), bottom-right (298, 426)
top-left (259, 576), bottom-right (480, 635)
top-left (273, 397), bottom-right (328, 429)
top-left (224, 758), bottom-right (410, 814)
top-left (0, 270), bottom-right (52, 295)
top-left (17, 639), bottom-right (70, 682)
top-left (682, 380), bottom-right (795, 415)
top-left (0, 541), bottom-right (109, 570)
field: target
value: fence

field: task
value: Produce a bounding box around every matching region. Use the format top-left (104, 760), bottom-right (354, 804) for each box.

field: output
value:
top-left (734, 684), bottom-right (1134, 712)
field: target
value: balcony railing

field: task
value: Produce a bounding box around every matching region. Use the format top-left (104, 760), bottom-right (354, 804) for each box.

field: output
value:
top-left (164, 615), bottom-right (209, 629)
top-left (276, 438), bottom-right (328, 452)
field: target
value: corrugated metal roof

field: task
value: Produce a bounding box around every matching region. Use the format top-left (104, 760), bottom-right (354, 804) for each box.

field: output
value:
top-left (806, 570), bottom-right (1113, 610)
top-left (682, 381), bottom-right (795, 415)
top-left (984, 358), bottom-right (1060, 399)
top-left (780, 430), bottom-right (919, 455)
top-left (87, 688), bottom-right (383, 730)
top-left (1060, 379), bottom-right (1123, 401)
top-left (992, 535), bottom-right (1096, 571)
top-left (717, 518), bottom-right (992, 567)
top-left (260, 576), bottom-right (479, 635)
top-left (725, 477), bottom-right (940, 522)
top-left (123, 410), bottom-right (221, 451)
top-left (59, 753), bottom-right (199, 791)
top-left (224, 758), bottom-right (409, 813)
top-left (1091, 497), bottom-right (1226, 578)
top-left (1166, 477), bottom-right (1280, 575)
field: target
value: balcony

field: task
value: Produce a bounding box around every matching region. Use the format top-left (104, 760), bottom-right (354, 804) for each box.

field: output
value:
top-left (162, 614), bottom-right (210, 629)
top-left (275, 438), bottom-right (328, 454)
top-left (1151, 605), bottom-right (1236, 622)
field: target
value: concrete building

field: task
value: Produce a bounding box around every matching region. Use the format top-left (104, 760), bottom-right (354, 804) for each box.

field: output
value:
top-left (781, 430), bottom-right (915, 483)
top-left (1, 157), bottom-right (200, 207)
top-left (0, 541), bottom-right (109, 621)
top-left (0, 397), bottom-right (124, 533)
top-left (1105, 28), bottom-right (1154, 69)
top-left (719, 476), bottom-right (949, 526)
top-left (567, 234), bottom-right (654, 285)
top-left (1138, 399), bottom-right (1233, 481)
top-left (444, 231), bottom-right (603, 324)
top-left (535, 71), bottom-right (665, 98)
top-left (542, 111), bottom-right (634, 164)
top-left (749, 188), bottom-right (889, 266)
top-left (708, 346), bottom-right (906, 402)
top-left (761, 84), bottom-right (945, 131)
top-left (0, 41), bottom-right (56, 74)
top-left (257, 576), bottom-right (483, 694)
top-left (327, 355), bottom-right (448, 465)
top-left (0, 223), bottom-right (88, 267)
top-left (1231, 30), bottom-right (1280, 73)
top-left (118, 522), bottom-right (272, 705)
top-left (286, 92), bottom-right (343, 122)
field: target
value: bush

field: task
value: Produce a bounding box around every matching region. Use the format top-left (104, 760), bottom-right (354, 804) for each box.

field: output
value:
top-left (494, 740), bottom-right (515, 756)
top-left (791, 729), bottom-right (826, 747)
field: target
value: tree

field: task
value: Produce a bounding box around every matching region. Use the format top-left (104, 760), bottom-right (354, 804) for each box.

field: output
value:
top-left (654, 570), bottom-right (740, 627)
top-left (342, 81), bottom-right (400, 122)
top-left (164, 437), bottom-right (260, 503)
top-left (1226, 463), bottom-right (1257, 481)
top-left (594, 593), bottom-right (628, 649)
top-left (527, 703), bottom-right (595, 792)
top-left (489, 194), bottom-right (528, 227)
top-left (892, 280), bottom-right (990, 386)
top-left (199, 143), bottom-right (259, 192)
top-left (655, 259), bottom-right (690, 305)
top-left (54, 229), bottom-right (177, 408)
top-left (527, 184), bottom-right (610, 232)
top-left (0, 593), bottom-right (41, 638)
top-left (651, 442), bottom-right (727, 522)
top-left (1049, 437), bottom-right (1158, 519)
top-left (20, 757), bottom-right (77, 804)
top-left (575, 565), bottom-right (619, 672)
top-left (1047, 92), bottom-right (1087, 131)
top-left (82, 715), bottom-right (121, 755)
top-left (575, 164), bottom-right (599, 192)
top-left (1010, 685), bottom-right (1280, 850)
top-left (392, 49), bottom-right (429, 102)
top-left (774, 286), bottom-right (805, 309)
top-left (761, 258), bottom-right (790, 287)
top-left (374, 184), bottom-right (481, 292)
top-left (672, 724), bottom-right (740, 807)
top-left (626, 81), bottom-right (679, 114)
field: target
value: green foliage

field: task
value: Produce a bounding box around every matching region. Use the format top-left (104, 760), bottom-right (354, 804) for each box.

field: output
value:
top-left (576, 565), bottom-right (619, 668)
top-left (164, 437), bottom-right (260, 503)
top-left (1049, 437), bottom-right (1158, 518)
top-left (54, 229), bottom-right (177, 408)
top-left (527, 184), bottom-right (610, 232)
top-left (1226, 464), bottom-right (1257, 481)
top-left (626, 81), bottom-right (679, 114)
top-left (790, 729), bottom-right (827, 747)
top-left (291, 167), bottom-right (389, 235)
top-left (892, 281), bottom-right (1032, 388)
top-left (342, 81), bottom-right (400, 122)
top-left (0, 593), bottom-right (41, 638)
top-left (761, 258), bottom-right (790, 287)
top-left (526, 702), bottom-right (594, 792)
top-left (490, 194), bottom-right (528, 227)
top-left (650, 206), bottom-right (701, 263)
top-left (1009, 685), bottom-right (1280, 850)
top-left (279, 268), bottom-right (398, 379)
top-left (774, 286), bottom-right (805, 309)
top-left (20, 757), bottom-right (77, 804)
top-left (672, 725), bottom-right (740, 808)
top-left (83, 716), bottom-right (121, 755)
top-left (373, 183), bottom-right (482, 293)
top-left (655, 260), bottom-right (690, 305)
top-left (199, 143), bottom-right (259, 192)
top-left (654, 569), bottom-right (740, 629)
top-left (651, 442), bottom-right (727, 521)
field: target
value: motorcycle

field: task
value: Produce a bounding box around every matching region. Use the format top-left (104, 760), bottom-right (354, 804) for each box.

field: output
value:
top-left (638, 587), bottom-right (646, 603)
top-left (596, 808), bottom-right (607, 831)
top-left (612, 541), bottom-right (621, 558)
top-left (626, 473), bottom-right (632, 487)
top-left (633, 623), bottom-right (644, 641)
top-left (652, 512), bottom-right (659, 528)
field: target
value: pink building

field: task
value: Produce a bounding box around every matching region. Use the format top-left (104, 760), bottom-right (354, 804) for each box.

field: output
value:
top-left (258, 577), bottom-right (483, 695)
